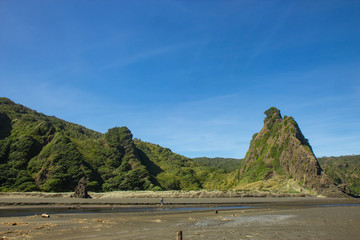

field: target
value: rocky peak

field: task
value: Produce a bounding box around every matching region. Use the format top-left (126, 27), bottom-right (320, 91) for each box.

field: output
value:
top-left (264, 107), bottom-right (282, 122)
top-left (239, 107), bottom-right (347, 197)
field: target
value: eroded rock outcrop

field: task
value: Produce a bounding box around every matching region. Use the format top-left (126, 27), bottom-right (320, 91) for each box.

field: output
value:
top-left (239, 107), bottom-right (347, 197)
top-left (72, 177), bottom-right (91, 198)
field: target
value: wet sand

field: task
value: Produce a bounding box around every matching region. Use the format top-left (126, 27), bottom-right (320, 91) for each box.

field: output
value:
top-left (0, 195), bottom-right (359, 239)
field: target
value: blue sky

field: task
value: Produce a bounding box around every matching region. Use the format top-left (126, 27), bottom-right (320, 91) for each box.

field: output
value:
top-left (1, 0), bottom-right (359, 158)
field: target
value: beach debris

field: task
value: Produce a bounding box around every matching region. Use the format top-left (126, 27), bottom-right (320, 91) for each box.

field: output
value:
top-left (43, 223), bottom-right (58, 227)
top-left (150, 219), bottom-right (163, 223)
top-left (68, 206), bottom-right (81, 209)
top-left (2, 222), bottom-right (28, 226)
top-left (3, 222), bottom-right (16, 226)
top-left (74, 218), bottom-right (88, 223)
top-left (33, 223), bottom-right (58, 230)
top-left (95, 219), bottom-right (106, 223)
top-left (2, 230), bottom-right (29, 235)
top-left (33, 226), bottom-right (45, 230)
top-left (72, 176), bottom-right (91, 198)
top-left (41, 213), bottom-right (50, 218)
top-left (220, 218), bottom-right (232, 222)
top-left (176, 230), bottom-right (183, 240)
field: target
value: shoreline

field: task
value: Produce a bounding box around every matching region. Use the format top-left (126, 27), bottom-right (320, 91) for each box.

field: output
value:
top-left (1, 191), bottom-right (359, 208)
top-left (1, 195), bottom-right (359, 239)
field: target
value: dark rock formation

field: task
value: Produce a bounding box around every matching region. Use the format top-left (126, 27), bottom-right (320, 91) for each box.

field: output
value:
top-left (72, 177), bottom-right (91, 198)
top-left (240, 107), bottom-right (348, 197)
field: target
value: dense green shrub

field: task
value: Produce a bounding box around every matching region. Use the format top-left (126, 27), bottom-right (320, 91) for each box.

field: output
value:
top-left (319, 155), bottom-right (360, 196)
top-left (43, 179), bottom-right (63, 192)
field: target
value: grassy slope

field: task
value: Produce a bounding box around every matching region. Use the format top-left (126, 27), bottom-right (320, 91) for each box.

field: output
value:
top-left (192, 157), bottom-right (242, 173)
top-left (134, 140), bottom-right (236, 190)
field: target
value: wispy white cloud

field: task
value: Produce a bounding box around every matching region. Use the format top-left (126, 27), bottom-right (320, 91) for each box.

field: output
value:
top-left (165, 0), bottom-right (247, 18)
top-left (103, 41), bottom-right (198, 70)
top-left (245, 4), bottom-right (295, 68)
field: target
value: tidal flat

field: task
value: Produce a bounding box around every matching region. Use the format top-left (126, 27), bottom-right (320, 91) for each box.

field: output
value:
top-left (0, 193), bottom-right (359, 239)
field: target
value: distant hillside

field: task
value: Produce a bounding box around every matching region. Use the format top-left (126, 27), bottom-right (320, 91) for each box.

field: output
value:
top-left (238, 107), bottom-right (347, 197)
top-left (318, 155), bottom-right (360, 196)
top-left (193, 157), bottom-right (242, 173)
top-left (134, 141), bottom-right (235, 190)
top-left (0, 97), bottom-right (234, 192)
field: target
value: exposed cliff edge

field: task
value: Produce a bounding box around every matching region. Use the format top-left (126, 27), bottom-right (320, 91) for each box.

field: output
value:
top-left (238, 107), bottom-right (348, 197)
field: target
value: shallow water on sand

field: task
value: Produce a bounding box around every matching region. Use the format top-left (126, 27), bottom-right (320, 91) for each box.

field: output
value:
top-left (1, 203), bottom-right (359, 218)
top-left (0, 205), bottom-right (253, 217)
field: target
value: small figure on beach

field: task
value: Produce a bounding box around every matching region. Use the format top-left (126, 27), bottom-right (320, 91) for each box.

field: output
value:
top-left (160, 197), bottom-right (164, 206)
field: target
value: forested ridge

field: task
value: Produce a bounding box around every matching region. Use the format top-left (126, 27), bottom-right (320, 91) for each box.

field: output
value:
top-left (192, 157), bottom-right (242, 173)
top-left (0, 97), bottom-right (234, 192)
top-left (318, 155), bottom-right (360, 196)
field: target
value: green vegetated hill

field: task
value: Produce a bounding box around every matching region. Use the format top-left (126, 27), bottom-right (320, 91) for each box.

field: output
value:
top-left (193, 157), bottom-right (242, 173)
top-left (318, 155), bottom-right (360, 196)
top-left (0, 97), bottom-right (234, 192)
top-left (237, 107), bottom-right (347, 197)
top-left (134, 141), bottom-right (235, 190)
top-left (0, 98), bottom-right (357, 196)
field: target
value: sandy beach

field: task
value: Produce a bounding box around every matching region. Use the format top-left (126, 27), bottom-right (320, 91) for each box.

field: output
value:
top-left (0, 192), bottom-right (359, 239)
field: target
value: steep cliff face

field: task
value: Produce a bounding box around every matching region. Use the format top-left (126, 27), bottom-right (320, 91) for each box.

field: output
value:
top-left (239, 107), bottom-right (346, 197)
